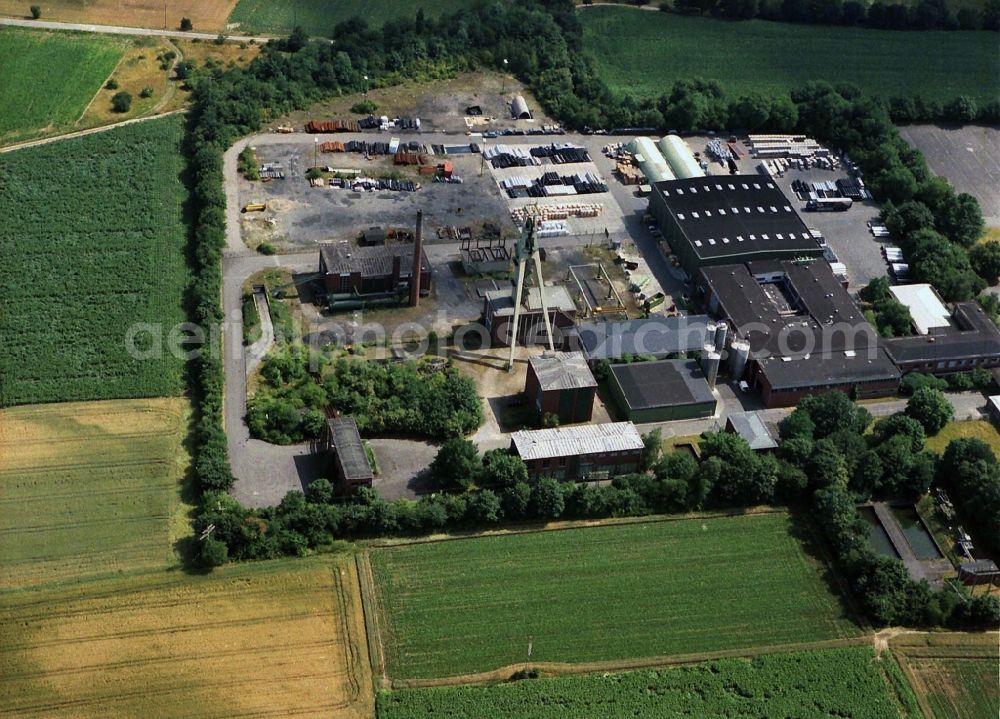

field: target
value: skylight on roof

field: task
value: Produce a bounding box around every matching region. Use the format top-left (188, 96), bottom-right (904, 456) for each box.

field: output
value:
top-left (704, 210), bottom-right (712, 217)
top-left (716, 184), bottom-right (723, 190)
top-left (694, 240), bottom-right (703, 247)
top-left (784, 205), bottom-right (792, 211)
top-left (692, 211), bottom-right (700, 218)
top-left (718, 209), bottom-right (726, 215)
top-left (776, 233), bottom-right (784, 240)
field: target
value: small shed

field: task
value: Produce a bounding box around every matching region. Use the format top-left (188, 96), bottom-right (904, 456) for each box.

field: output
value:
top-left (959, 559), bottom-right (1000, 587)
top-left (987, 395), bottom-right (1000, 425)
top-left (437, 161), bottom-right (453, 178)
top-left (326, 416), bottom-right (373, 490)
top-left (361, 227), bottom-right (385, 246)
top-left (511, 95), bottom-right (532, 120)
top-left (725, 411), bottom-right (778, 451)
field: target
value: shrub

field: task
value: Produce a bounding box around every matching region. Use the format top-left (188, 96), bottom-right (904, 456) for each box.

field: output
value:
top-left (350, 99), bottom-right (378, 114)
top-left (111, 91), bottom-right (132, 113)
top-left (257, 242), bottom-right (276, 255)
top-left (30, 5), bottom-right (41, 19)
top-left (200, 538), bottom-right (228, 567)
top-left (105, 78), bottom-right (119, 90)
top-left (900, 372), bottom-right (948, 396)
top-left (180, 17), bottom-right (192, 31)
top-left (139, 86), bottom-right (154, 99)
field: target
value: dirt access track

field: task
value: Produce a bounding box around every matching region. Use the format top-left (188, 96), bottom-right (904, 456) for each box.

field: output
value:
top-left (0, 0), bottom-right (237, 32)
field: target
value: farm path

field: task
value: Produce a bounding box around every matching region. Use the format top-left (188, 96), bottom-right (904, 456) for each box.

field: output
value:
top-left (151, 38), bottom-right (182, 115)
top-left (0, 107), bottom-right (185, 154)
top-left (245, 288), bottom-right (275, 377)
top-left (222, 250), bottom-right (319, 508)
top-left (0, 16), bottom-right (266, 42)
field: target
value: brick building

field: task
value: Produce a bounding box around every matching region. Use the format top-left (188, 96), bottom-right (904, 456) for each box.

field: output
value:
top-left (319, 241), bottom-right (431, 298)
top-left (524, 351), bottom-right (597, 425)
top-left (510, 422), bottom-right (644, 482)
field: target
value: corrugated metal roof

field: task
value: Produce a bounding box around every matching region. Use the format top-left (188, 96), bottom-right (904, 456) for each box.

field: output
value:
top-left (327, 417), bottom-right (373, 482)
top-left (726, 411), bottom-right (778, 451)
top-left (530, 351), bottom-right (597, 391)
top-left (511, 422), bottom-right (643, 461)
top-left (888, 283), bottom-right (951, 336)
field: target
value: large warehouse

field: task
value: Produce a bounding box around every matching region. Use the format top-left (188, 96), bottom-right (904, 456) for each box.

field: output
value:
top-left (649, 175), bottom-right (824, 276)
top-left (699, 259), bottom-right (900, 407)
top-left (608, 359), bottom-right (717, 422)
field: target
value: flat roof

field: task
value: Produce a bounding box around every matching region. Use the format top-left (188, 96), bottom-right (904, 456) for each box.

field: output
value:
top-left (320, 241), bottom-right (429, 279)
top-left (888, 284), bottom-right (951, 335)
top-left (530, 351), bottom-right (597, 391)
top-left (326, 416), bottom-right (373, 482)
top-left (652, 175), bottom-right (821, 261)
top-left (700, 260), bottom-right (876, 357)
top-left (726, 411), bottom-right (778, 451)
top-left (883, 302), bottom-right (1000, 365)
top-left (569, 315), bottom-right (714, 360)
top-left (485, 285), bottom-right (576, 316)
top-left (511, 422), bottom-right (643, 461)
top-left (757, 347), bottom-right (900, 390)
top-left (610, 359), bottom-right (715, 410)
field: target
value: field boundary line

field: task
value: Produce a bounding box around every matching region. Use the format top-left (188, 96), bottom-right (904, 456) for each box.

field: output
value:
top-left (0, 108), bottom-right (185, 154)
top-left (355, 551), bottom-right (388, 690)
top-left (388, 635), bottom-right (872, 689)
top-left (366, 506), bottom-right (787, 550)
top-left (76, 37), bottom-right (128, 124)
top-left (891, 651), bottom-right (935, 719)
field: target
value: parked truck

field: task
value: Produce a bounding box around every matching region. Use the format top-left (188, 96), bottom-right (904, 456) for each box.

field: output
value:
top-left (806, 197), bottom-right (852, 212)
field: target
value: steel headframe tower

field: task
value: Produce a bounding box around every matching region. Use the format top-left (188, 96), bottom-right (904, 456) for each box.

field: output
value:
top-left (507, 217), bottom-right (554, 371)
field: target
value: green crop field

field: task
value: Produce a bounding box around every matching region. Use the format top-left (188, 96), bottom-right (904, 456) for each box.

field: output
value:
top-left (580, 7), bottom-right (999, 102)
top-left (0, 398), bottom-right (190, 590)
top-left (229, 0), bottom-right (470, 37)
top-left (370, 512), bottom-right (859, 680)
top-left (377, 647), bottom-right (921, 719)
top-left (0, 117), bottom-right (190, 406)
top-left (0, 28), bottom-right (124, 145)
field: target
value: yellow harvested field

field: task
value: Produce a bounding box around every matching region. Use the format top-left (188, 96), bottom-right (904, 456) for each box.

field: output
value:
top-left (0, 557), bottom-right (373, 718)
top-left (0, 398), bottom-right (189, 590)
top-left (80, 39), bottom-right (175, 124)
top-left (0, 1), bottom-right (238, 31)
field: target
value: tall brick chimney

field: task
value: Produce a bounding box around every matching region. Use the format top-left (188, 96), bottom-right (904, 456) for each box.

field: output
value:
top-left (409, 210), bottom-right (424, 307)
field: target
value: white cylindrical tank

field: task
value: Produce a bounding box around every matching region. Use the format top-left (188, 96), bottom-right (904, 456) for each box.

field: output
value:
top-left (659, 135), bottom-right (703, 179)
top-left (729, 339), bottom-right (751, 379)
top-left (701, 347), bottom-right (721, 388)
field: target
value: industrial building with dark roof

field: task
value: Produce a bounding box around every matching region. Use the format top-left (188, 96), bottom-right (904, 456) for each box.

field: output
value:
top-left (319, 241), bottom-right (431, 298)
top-left (882, 302), bottom-right (1000, 375)
top-left (698, 259), bottom-right (899, 407)
top-left (525, 351), bottom-right (597, 424)
top-left (325, 416), bottom-right (373, 490)
top-left (608, 359), bottom-right (717, 422)
top-left (566, 315), bottom-right (717, 362)
top-left (648, 175), bottom-right (824, 276)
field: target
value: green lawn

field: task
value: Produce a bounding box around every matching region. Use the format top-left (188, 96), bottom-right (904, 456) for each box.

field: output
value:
top-left (580, 7), bottom-right (998, 102)
top-left (377, 647), bottom-right (921, 719)
top-left (0, 117), bottom-right (190, 406)
top-left (229, 0), bottom-right (471, 37)
top-left (0, 28), bottom-right (124, 144)
top-left (925, 419), bottom-right (1000, 456)
top-left (371, 512), bottom-right (859, 680)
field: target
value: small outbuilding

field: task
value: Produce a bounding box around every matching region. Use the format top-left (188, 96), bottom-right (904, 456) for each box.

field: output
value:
top-left (326, 416), bottom-right (373, 490)
top-left (525, 351), bottom-right (597, 425)
top-left (725, 411), bottom-right (778, 451)
top-left (511, 95), bottom-right (532, 120)
top-left (608, 359), bottom-right (717, 423)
